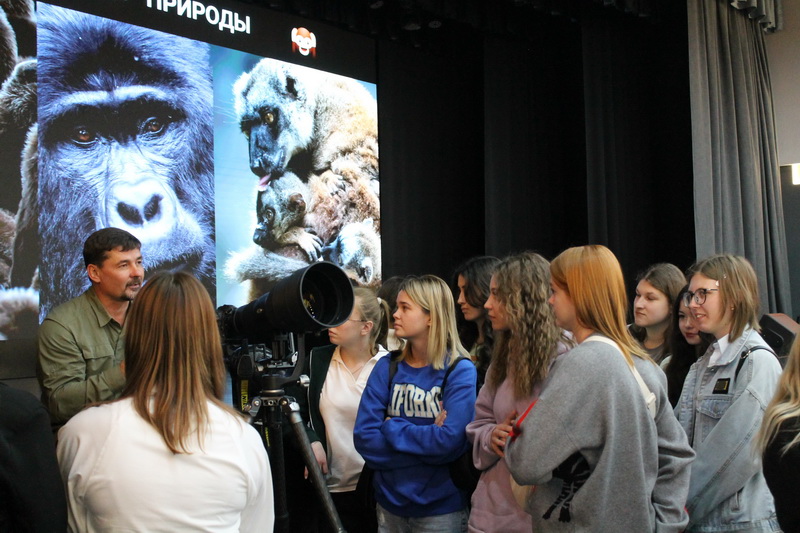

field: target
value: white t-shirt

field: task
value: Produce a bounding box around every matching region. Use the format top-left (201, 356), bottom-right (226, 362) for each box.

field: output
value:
top-left (319, 346), bottom-right (387, 492)
top-left (57, 398), bottom-right (273, 533)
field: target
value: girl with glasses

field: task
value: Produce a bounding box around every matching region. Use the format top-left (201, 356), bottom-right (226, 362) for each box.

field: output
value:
top-left (676, 254), bottom-right (782, 532)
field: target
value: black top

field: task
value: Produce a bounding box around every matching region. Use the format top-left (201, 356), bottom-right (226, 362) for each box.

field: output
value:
top-left (762, 416), bottom-right (800, 533)
top-left (0, 383), bottom-right (67, 532)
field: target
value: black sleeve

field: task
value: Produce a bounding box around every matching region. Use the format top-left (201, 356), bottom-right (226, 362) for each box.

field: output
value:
top-left (0, 383), bottom-right (67, 533)
top-left (762, 423), bottom-right (800, 533)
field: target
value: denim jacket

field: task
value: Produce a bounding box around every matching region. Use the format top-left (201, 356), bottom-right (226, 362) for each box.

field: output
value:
top-left (675, 327), bottom-right (781, 532)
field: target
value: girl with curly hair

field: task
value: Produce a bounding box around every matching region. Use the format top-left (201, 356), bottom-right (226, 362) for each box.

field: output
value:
top-left (465, 252), bottom-right (568, 532)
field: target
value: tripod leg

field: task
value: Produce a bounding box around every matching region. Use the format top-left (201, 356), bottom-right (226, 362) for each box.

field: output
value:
top-left (264, 402), bottom-right (292, 533)
top-left (280, 396), bottom-right (347, 533)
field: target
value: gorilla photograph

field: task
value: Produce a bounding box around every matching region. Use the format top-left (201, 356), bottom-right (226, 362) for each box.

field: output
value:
top-left (34, 3), bottom-right (216, 320)
top-left (213, 51), bottom-right (381, 306)
top-left (0, 0), bottom-right (381, 340)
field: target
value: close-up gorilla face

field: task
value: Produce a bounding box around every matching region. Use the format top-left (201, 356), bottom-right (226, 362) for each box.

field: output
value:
top-left (35, 4), bottom-right (216, 317)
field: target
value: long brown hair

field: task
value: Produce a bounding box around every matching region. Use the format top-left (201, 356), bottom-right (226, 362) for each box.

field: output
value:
top-left (629, 262), bottom-right (686, 344)
top-left (550, 245), bottom-right (648, 366)
top-left (122, 271), bottom-right (234, 454)
top-left (488, 252), bottom-right (561, 398)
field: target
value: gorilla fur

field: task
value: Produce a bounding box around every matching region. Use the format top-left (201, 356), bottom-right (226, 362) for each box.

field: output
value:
top-left (0, 58), bottom-right (35, 215)
top-left (36, 4), bottom-right (216, 317)
top-left (0, 7), bottom-right (15, 85)
top-left (231, 59), bottom-right (381, 291)
top-left (10, 123), bottom-right (37, 288)
top-left (0, 286), bottom-right (37, 340)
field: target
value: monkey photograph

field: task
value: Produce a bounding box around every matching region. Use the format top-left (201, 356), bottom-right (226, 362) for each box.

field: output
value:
top-left (214, 52), bottom-right (381, 305)
top-left (35, 3), bottom-right (216, 319)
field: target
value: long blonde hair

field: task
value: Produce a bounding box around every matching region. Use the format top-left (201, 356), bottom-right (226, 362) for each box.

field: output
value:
top-left (550, 245), bottom-right (648, 366)
top-left (122, 271), bottom-right (235, 454)
top-left (757, 335), bottom-right (800, 456)
top-left (398, 275), bottom-right (468, 369)
top-left (488, 252), bottom-right (561, 398)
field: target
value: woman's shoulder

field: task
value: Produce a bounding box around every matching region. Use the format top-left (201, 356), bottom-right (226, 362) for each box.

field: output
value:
top-left (59, 398), bottom-right (130, 442)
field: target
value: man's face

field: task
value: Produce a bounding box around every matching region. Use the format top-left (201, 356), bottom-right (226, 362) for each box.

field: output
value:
top-left (89, 247), bottom-right (144, 302)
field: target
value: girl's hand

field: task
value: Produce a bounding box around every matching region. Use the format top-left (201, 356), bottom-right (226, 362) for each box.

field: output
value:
top-left (490, 410), bottom-right (518, 457)
top-left (304, 440), bottom-right (329, 479)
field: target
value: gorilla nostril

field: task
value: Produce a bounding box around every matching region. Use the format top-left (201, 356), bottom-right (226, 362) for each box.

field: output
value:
top-left (117, 202), bottom-right (144, 225)
top-left (144, 195), bottom-right (162, 221)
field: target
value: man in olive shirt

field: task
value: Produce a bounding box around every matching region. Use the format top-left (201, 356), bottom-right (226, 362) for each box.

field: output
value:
top-left (38, 228), bottom-right (144, 429)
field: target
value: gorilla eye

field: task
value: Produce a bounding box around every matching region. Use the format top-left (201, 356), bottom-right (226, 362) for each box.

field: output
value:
top-left (71, 126), bottom-right (97, 145)
top-left (142, 116), bottom-right (168, 135)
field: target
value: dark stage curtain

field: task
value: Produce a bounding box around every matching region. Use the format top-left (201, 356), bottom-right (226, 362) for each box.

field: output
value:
top-left (688, 0), bottom-right (791, 315)
top-left (483, 17), bottom-right (587, 262)
top-left (375, 30), bottom-right (485, 280)
top-left (581, 3), bottom-right (695, 281)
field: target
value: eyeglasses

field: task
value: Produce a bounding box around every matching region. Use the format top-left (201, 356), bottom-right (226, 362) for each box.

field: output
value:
top-left (682, 288), bottom-right (719, 306)
top-left (348, 318), bottom-right (370, 323)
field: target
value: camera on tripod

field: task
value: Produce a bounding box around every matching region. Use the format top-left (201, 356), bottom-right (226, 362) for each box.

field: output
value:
top-left (217, 261), bottom-right (355, 409)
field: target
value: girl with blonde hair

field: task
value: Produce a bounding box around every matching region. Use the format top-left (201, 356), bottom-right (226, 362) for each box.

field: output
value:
top-left (676, 254), bottom-right (781, 532)
top-left (505, 245), bottom-right (693, 532)
top-left (758, 334), bottom-right (800, 532)
top-left (466, 252), bottom-right (568, 533)
top-left (355, 275), bottom-right (477, 532)
top-left (57, 272), bottom-right (273, 532)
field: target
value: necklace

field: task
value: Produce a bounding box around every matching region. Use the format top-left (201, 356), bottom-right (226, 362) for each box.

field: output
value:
top-left (346, 360), bottom-right (366, 377)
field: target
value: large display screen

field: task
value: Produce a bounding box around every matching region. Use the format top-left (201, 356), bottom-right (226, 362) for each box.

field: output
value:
top-left (0, 0), bottom-right (380, 344)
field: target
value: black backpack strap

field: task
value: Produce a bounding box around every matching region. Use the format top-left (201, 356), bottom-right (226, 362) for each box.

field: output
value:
top-left (387, 349), bottom-right (402, 391)
top-left (441, 357), bottom-right (474, 395)
top-left (734, 345), bottom-right (776, 381)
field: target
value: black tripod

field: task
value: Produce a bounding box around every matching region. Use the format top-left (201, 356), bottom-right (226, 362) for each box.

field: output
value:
top-left (231, 334), bottom-right (346, 533)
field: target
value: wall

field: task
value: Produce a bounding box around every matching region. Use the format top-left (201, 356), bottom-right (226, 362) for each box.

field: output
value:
top-left (766, 5), bottom-right (800, 319)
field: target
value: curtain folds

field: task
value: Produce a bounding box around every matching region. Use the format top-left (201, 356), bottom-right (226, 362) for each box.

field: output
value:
top-left (688, 0), bottom-right (791, 314)
top-left (730, 0), bottom-right (783, 32)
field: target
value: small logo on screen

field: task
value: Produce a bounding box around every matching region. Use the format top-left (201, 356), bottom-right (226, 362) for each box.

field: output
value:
top-left (291, 27), bottom-right (317, 57)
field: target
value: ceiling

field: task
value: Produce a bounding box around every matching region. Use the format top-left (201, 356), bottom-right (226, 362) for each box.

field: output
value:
top-left (234, 0), bottom-right (662, 49)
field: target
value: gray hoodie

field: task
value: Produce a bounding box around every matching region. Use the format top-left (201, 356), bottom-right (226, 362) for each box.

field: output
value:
top-left (505, 336), bottom-right (694, 532)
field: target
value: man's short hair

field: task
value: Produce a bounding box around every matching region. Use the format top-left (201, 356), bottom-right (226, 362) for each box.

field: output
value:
top-left (83, 228), bottom-right (142, 268)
